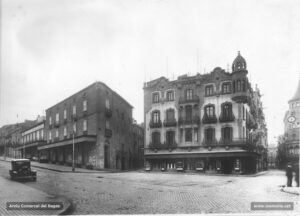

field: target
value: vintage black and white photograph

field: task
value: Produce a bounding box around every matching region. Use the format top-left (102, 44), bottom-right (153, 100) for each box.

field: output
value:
top-left (0, 0), bottom-right (299, 215)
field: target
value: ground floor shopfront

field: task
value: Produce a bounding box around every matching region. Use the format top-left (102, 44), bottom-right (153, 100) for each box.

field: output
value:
top-left (145, 152), bottom-right (263, 174)
top-left (38, 135), bottom-right (102, 168)
top-left (36, 135), bottom-right (140, 170)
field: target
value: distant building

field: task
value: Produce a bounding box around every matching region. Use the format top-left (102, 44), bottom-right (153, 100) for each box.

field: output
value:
top-left (277, 78), bottom-right (300, 168)
top-left (39, 82), bottom-right (135, 170)
top-left (17, 120), bottom-right (46, 160)
top-left (143, 52), bottom-right (268, 174)
top-left (131, 122), bottom-right (144, 168)
top-left (267, 144), bottom-right (277, 168)
top-left (0, 119), bottom-right (38, 158)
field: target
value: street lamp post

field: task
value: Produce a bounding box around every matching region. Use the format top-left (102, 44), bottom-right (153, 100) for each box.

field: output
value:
top-left (72, 130), bottom-right (75, 172)
top-left (13, 141), bottom-right (16, 159)
top-left (4, 141), bottom-right (6, 161)
top-left (23, 140), bottom-right (25, 159)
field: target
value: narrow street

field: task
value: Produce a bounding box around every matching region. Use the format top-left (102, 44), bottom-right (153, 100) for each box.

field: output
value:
top-left (0, 161), bottom-right (298, 214)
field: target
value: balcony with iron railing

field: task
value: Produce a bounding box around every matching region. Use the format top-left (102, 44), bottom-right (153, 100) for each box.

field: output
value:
top-left (163, 118), bottom-right (177, 127)
top-left (83, 110), bottom-right (88, 117)
top-left (71, 114), bottom-right (78, 121)
top-left (105, 108), bottom-right (112, 118)
top-left (218, 138), bottom-right (251, 146)
top-left (105, 129), bottom-right (112, 138)
top-left (148, 142), bottom-right (164, 149)
top-left (178, 115), bottom-right (200, 125)
top-left (202, 114), bottom-right (218, 124)
top-left (179, 95), bottom-right (200, 104)
top-left (149, 120), bottom-right (162, 128)
top-left (231, 91), bottom-right (249, 104)
top-left (201, 138), bottom-right (256, 150)
top-left (54, 121), bottom-right (60, 128)
top-left (146, 138), bottom-right (257, 152)
top-left (219, 113), bottom-right (235, 123)
top-left (201, 139), bottom-right (218, 146)
top-left (148, 141), bottom-right (177, 150)
top-left (164, 141), bottom-right (178, 149)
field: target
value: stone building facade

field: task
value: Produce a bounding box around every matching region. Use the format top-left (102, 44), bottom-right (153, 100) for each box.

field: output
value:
top-left (144, 52), bottom-right (268, 174)
top-left (131, 122), bottom-right (144, 168)
top-left (267, 144), bottom-right (277, 168)
top-left (38, 82), bottom-right (134, 170)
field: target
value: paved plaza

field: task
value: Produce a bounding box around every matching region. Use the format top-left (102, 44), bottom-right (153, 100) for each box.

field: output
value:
top-left (0, 160), bottom-right (299, 215)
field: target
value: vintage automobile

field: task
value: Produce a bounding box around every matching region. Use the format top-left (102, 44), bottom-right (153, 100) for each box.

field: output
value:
top-left (9, 159), bottom-right (37, 181)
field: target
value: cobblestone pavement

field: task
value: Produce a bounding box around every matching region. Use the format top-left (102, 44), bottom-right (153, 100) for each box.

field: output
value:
top-left (0, 160), bottom-right (299, 215)
top-left (0, 171), bottom-right (70, 215)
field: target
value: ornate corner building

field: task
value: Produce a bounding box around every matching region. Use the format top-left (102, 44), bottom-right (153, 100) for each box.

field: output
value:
top-left (143, 52), bottom-right (268, 174)
top-left (277, 79), bottom-right (300, 167)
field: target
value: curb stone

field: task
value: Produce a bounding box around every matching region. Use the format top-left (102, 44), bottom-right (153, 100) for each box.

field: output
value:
top-left (58, 198), bottom-right (73, 215)
top-left (280, 186), bottom-right (300, 195)
top-left (139, 170), bottom-right (269, 177)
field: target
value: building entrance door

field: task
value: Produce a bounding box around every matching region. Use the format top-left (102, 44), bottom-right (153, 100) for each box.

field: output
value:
top-left (223, 158), bottom-right (233, 174)
top-left (104, 145), bottom-right (110, 168)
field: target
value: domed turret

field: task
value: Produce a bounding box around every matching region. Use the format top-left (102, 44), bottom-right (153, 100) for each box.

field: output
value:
top-left (289, 77), bottom-right (300, 103)
top-left (231, 51), bottom-right (249, 104)
top-left (232, 51), bottom-right (247, 72)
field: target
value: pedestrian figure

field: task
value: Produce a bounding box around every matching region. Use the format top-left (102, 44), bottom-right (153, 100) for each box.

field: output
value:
top-left (294, 164), bottom-right (299, 187)
top-left (286, 163), bottom-right (293, 187)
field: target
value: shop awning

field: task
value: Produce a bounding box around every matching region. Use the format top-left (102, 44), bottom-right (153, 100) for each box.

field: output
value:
top-left (37, 135), bottom-right (96, 150)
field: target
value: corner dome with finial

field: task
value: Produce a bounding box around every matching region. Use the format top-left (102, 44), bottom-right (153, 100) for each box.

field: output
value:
top-left (232, 51), bottom-right (247, 72)
top-left (289, 77), bottom-right (300, 103)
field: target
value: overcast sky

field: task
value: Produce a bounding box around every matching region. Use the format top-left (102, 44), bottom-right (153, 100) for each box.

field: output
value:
top-left (1, 0), bottom-right (300, 145)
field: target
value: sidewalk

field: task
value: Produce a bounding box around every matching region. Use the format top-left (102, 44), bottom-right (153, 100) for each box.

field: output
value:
top-left (0, 176), bottom-right (71, 215)
top-left (0, 156), bottom-right (112, 173)
top-left (139, 169), bottom-right (269, 177)
top-left (281, 186), bottom-right (300, 195)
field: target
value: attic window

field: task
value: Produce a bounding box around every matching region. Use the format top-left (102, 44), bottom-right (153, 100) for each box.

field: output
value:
top-left (152, 92), bottom-right (159, 103)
